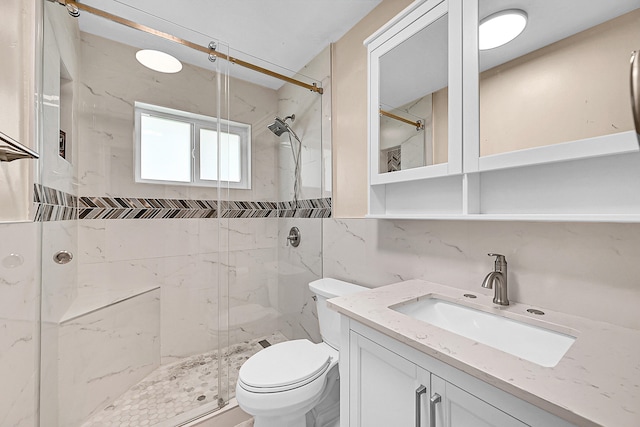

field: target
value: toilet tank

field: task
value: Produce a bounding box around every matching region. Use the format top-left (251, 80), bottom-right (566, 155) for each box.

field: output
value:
top-left (309, 278), bottom-right (367, 350)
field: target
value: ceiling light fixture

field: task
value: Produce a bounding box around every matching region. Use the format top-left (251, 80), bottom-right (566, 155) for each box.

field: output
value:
top-left (479, 9), bottom-right (527, 50)
top-left (135, 49), bottom-right (183, 73)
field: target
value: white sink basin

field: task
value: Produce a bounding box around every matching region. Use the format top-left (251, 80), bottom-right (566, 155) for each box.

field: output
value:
top-left (392, 298), bottom-right (576, 367)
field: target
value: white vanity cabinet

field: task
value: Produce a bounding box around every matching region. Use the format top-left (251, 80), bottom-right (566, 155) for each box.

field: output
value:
top-left (342, 320), bottom-right (575, 427)
top-left (366, 0), bottom-right (640, 221)
top-left (431, 376), bottom-right (527, 427)
top-left (348, 331), bottom-right (430, 426)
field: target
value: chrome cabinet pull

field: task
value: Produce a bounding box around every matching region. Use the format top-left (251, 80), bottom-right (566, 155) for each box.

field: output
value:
top-left (631, 50), bottom-right (640, 137)
top-left (415, 385), bottom-right (427, 427)
top-left (430, 393), bottom-right (441, 427)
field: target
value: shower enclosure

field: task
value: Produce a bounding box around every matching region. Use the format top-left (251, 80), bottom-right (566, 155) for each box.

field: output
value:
top-left (0, 0), bottom-right (329, 425)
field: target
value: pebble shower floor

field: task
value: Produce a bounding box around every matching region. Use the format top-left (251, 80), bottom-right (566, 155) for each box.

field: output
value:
top-left (82, 332), bottom-right (288, 426)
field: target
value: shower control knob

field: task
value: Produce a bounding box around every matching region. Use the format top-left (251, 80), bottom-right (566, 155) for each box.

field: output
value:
top-left (286, 227), bottom-right (301, 247)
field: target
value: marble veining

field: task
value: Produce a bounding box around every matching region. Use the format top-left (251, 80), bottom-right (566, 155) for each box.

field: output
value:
top-left (322, 218), bottom-right (640, 330)
top-left (328, 279), bottom-right (640, 427)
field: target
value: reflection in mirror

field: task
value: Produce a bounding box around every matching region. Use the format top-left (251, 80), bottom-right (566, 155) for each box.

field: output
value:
top-left (379, 13), bottom-right (448, 173)
top-left (379, 102), bottom-right (428, 173)
top-left (479, 0), bottom-right (640, 157)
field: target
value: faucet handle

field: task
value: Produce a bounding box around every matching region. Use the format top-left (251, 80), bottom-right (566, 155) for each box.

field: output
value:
top-left (487, 253), bottom-right (507, 270)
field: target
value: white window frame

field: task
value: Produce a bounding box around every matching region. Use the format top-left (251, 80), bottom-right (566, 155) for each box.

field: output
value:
top-left (134, 102), bottom-right (251, 189)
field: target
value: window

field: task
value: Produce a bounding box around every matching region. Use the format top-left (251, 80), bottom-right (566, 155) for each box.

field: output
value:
top-left (134, 102), bottom-right (251, 189)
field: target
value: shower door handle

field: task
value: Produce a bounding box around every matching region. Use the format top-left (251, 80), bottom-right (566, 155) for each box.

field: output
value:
top-left (631, 50), bottom-right (640, 137)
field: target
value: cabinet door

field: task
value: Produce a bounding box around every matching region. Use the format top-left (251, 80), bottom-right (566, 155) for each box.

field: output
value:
top-left (432, 375), bottom-right (527, 427)
top-left (349, 332), bottom-right (431, 427)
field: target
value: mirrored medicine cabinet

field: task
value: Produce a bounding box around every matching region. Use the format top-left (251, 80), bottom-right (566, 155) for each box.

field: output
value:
top-left (366, 0), bottom-right (640, 221)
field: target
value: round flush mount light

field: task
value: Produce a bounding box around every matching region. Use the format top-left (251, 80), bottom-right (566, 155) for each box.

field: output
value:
top-left (479, 9), bottom-right (527, 50)
top-left (135, 49), bottom-right (183, 73)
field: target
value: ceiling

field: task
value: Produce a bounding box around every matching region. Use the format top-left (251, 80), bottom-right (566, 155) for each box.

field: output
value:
top-left (74, 0), bottom-right (383, 89)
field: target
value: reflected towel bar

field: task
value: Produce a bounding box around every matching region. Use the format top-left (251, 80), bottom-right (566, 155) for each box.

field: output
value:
top-left (380, 109), bottom-right (425, 131)
top-left (0, 130), bottom-right (40, 162)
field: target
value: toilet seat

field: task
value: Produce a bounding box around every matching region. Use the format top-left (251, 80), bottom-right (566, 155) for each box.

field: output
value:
top-left (238, 340), bottom-right (334, 393)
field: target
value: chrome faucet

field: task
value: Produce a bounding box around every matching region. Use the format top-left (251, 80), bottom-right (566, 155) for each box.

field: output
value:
top-left (482, 253), bottom-right (509, 306)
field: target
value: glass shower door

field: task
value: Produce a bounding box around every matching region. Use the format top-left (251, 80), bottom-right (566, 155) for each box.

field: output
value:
top-left (37, 1), bottom-right (231, 425)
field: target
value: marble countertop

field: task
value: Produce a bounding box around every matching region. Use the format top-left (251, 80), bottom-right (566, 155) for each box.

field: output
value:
top-left (328, 279), bottom-right (640, 427)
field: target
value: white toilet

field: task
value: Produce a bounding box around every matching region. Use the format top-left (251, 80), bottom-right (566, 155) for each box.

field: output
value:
top-left (235, 278), bottom-right (366, 427)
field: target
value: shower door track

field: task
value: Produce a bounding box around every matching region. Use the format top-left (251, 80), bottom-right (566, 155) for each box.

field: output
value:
top-left (46, 0), bottom-right (324, 95)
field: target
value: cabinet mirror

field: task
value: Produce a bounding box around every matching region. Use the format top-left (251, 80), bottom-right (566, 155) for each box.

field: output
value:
top-left (477, 0), bottom-right (640, 162)
top-left (378, 8), bottom-right (448, 174)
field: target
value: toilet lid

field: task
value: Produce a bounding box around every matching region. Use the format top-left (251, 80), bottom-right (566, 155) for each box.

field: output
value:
top-left (239, 340), bottom-right (332, 390)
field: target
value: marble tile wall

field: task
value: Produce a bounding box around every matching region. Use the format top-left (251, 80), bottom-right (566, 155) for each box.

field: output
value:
top-left (39, 229), bottom-right (82, 425)
top-left (77, 32), bottom-right (278, 203)
top-left (58, 289), bottom-right (160, 427)
top-left (74, 216), bottom-right (280, 367)
top-left (277, 218), bottom-right (323, 342)
top-left (74, 33), bottom-right (284, 363)
top-left (322, 218), bottom-right (640, 330)
top-left (275, 46), bottom-right (330, 343)
top-left (73, 30), bottom-right (332, 361)
top-left (0, 222), bottom-right (40, 427)
top-left (276, 46), bottom-right (331, 203)
top-left (0, 10), bottom-right (44, 425)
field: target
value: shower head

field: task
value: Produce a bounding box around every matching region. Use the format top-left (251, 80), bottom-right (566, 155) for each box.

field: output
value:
top-left (268, 117), bottom-right (289, 137)
top-left (267, 114), bottom-right (296, 137)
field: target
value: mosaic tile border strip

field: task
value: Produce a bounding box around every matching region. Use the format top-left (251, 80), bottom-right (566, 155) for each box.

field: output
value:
top-left (77, 196), bottom-right (331, 220)
top-left (277, 198), bottom-right (332, 218)
top-left (32, 189), bottom-right (331, 221)
top-left (33, 184), bottom-right (78, 222)
top-left (79, 196), bottom-right (218, 220)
